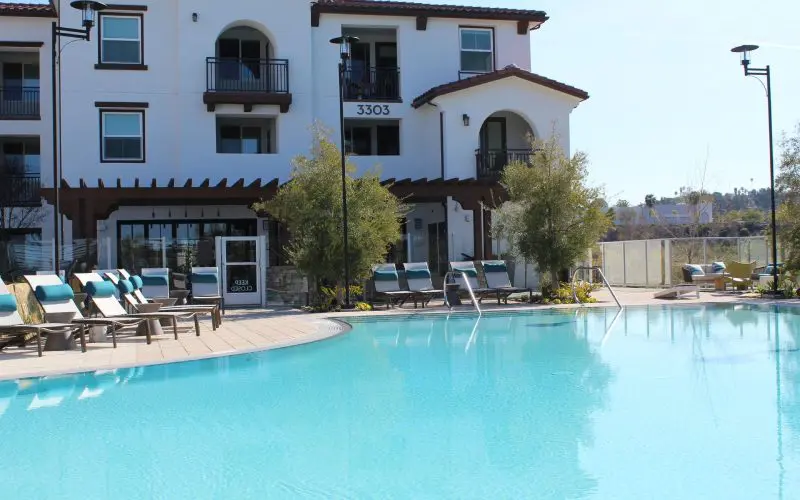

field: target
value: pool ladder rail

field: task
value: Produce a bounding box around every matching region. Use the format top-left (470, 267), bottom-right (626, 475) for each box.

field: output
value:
top-left (443, 270), bottom-right (482, 316)
top-left (571, 266), bottom-right (623, 310)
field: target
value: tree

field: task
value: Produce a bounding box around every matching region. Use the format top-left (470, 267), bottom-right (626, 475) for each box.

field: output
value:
top-left (644, 194), bottom-right (656, 209)
top-left (615, 199), bottom-right (630, 208)
top-left (777, 123), bottom-right (800, 269)
top-left (491, 134), bottom-right (611, 286)
top-left (253, 124), bottom-right (408, 302)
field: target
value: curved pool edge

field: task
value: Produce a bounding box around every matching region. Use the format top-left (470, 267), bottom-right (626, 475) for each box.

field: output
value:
top-left (0, 317), bottom-right (351, 383)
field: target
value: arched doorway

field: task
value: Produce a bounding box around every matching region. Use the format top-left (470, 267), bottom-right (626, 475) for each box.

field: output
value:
top-left (476, 111), bottom-right (535, 179)
top-left (212, 25), bottom-right (277, 92)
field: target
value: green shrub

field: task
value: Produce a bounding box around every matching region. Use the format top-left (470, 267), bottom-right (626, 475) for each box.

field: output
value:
top-left (539, 281), bottom-right (599, 304)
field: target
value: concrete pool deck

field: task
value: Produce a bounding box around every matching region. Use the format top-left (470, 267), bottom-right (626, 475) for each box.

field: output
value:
top-left (1, 287), bottom-right (797, 381)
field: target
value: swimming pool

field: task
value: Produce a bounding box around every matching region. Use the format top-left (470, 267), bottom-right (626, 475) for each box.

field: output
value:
top-left (0, 304), bottom-right (798, 499)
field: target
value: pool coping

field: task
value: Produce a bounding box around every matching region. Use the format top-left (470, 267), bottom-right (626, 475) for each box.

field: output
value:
top-left (0, 317), bottom-right (352, 383)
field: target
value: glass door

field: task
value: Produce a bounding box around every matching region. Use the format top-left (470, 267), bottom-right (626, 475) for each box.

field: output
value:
top-left (222, 236), bottom-right (261, 306)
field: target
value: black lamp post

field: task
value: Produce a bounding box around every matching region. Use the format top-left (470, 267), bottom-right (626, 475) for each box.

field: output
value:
top-left (51, 0), bottom-right (107, 274)
top-left (730, 44), bottom-right (779, 294)
top-left (329, 35), bottom-right (359, 308)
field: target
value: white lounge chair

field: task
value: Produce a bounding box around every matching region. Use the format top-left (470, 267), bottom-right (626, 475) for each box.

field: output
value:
top-left (107, 271), bottom-right (219, 330)
top-left (0, 281), bottom-right (86, 356)
top-left (24, 274), bottom-right (136, 350)
top-left (480, 260), bottom-right (533, 304)
top-left (653, 284), bottom-right (699, 300)
top-left (72, 273), bottom-right (201, 343)
top-left (402, 262), bottom-right (442, 308)
top-left (371, 263), bottom-right (414, 308)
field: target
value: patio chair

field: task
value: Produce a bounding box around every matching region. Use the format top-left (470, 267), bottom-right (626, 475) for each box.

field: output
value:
top-left (402, 262), bottom-right (443, 308)
top-left (190, 267), bottom-right (225, 318)
top-left (480, 260), bottom-right (533, 304)
top-left (371, 263), bottom-right (414, 308)
top-left (24, 274), bottom-right (137, 350)
top-left (724, 261), bottom-right (756, 290)
top-left (0, 281), bottom-right (87, 356)
top-left (73, 273), bottom-right (201, 343)
top-left (107, 271), bottom-right (219, 330)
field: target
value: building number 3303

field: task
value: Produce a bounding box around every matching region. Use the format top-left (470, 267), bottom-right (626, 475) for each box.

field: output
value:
top-left (356, 104), bottom-right (391, 116)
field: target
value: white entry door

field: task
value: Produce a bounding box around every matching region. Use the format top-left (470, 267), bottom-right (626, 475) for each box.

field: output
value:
top-left (220, 237), bottom-right (262, 306)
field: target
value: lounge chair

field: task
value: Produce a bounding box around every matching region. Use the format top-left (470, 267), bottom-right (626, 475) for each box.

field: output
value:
top-left (23, 274), bottom-right (138, 350)
top-left (73, 273), bottom-right (201, 343)
top-left (106, 271), bottom-right (219, 330)
top-left (139, 267), bottom-right (171, 299)
top-left (480, 260), bottom-right (533, 304)
top-left (190, 267), bottom-right (225, 319)
top-left (653, 284), bottom-right (699, 300)
top-left (724, 261), bottom-right (756, 290)
top-left (0, 281), bottom-right (86, 356)
top-left (448, 261), bottom-right (493, 303)
top-left (402, 262), bottom-right (442, 308)
top-left (371, 263), bottom-right (414, 308)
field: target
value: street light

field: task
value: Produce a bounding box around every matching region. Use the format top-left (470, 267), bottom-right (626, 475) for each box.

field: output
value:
top-left (731, 44), bottom-right (779, 294)
top-left (329, 34), bottom-right (359, 308)
top-left (52, 1), bottom-right (107, 274)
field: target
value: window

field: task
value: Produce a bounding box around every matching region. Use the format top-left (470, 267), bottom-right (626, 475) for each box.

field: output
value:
top-left (344, 120), bottom-right (400, 156)
top-left (459, 28), bottom-right (493, 73)
top-left (1, 139), bottom-right (40, 174)
top-left (99, 14), bottom-right (143, 66)
top-left (216, 118), bottom-right (275, 154)
top-left (100, 110), bottom-right (144, 162)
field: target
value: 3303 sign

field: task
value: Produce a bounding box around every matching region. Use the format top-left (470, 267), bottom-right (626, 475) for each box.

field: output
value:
top-left (356, 104), bottom-right (390, 116)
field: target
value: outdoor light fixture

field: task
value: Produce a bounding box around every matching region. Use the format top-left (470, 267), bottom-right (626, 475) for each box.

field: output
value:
top-left (69, 0), bottom-right (106, 29)
top-left (329, 34), bottom-right (361, 309)
top-left (51, 0), bottom-right (107, 274)
top-left (462, 114), bottom-right (470, 126)
top-left (192, 12), bottom-right (198, 22)
top-left (730, 44), bottom-right (779, 294)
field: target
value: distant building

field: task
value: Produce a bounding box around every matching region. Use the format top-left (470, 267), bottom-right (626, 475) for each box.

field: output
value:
top-left (614, 203), bottom-right (713, 226)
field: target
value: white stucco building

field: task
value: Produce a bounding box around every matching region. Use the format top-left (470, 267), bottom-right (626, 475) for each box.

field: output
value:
top-left (1, 0), bottom-right (588, 297)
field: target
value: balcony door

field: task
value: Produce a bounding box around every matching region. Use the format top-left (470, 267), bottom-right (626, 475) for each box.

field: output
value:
top-left (2, 63), bottom-right (38, 105)
top-left (217, 38), bottom-right (266, 91)
top-left (480, 117), bottom-right (507, 174)
top-left (374, 43), bottom-right (398, 100)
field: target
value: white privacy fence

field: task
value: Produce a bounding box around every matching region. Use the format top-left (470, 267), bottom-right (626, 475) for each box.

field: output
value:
top-left (596, 237), bottom-right (779, 287)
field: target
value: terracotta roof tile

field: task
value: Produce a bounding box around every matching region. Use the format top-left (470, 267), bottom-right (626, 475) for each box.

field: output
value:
top-left (313, 0), bottom-right (548, 23)
top-left (411, 65), bottom-right (589, 108)
top-left (0, 1), bottom-right (57, 17)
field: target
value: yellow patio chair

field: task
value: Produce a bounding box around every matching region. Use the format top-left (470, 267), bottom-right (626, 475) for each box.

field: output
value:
top-left (723, 261), bottom-right (756, 290)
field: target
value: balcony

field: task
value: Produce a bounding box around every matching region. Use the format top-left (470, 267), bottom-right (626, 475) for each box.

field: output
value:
top-left (475, 149), bottom-right (536, 179)
top-left (343, 67), bottom-right (400, 101)
top-left (0, 87), bottom-right (40, 119)
top-left (203, 58), bottom-right (292, 113)
top-left (0, 174), bottom-right (41, 207)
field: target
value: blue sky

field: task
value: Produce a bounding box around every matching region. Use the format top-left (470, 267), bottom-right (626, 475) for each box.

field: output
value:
top-left (448, 0), bottom-right (800, 204)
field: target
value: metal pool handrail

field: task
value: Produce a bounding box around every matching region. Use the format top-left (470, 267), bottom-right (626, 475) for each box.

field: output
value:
top-left (572, 266), bottom-right (623, 309)
top-left (443, 270), bottom-right (482, 316)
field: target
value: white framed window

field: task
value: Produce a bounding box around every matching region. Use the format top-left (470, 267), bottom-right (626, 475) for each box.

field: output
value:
top-left (101, 110), bottom-right (144, 162)
top-left (99, 14), bottom-right (143, 65)
top-left (459, 28), bottom-right (493, 73)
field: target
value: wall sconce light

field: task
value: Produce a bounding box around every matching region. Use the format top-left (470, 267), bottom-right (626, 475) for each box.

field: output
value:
top-left (191, 12), bottom-right (198, 22)
top-left (462, 114), bottom-right (470, 126)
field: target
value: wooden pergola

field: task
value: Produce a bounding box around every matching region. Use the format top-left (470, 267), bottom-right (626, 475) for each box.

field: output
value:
top-left (42, 176), bottom-right (507, 260)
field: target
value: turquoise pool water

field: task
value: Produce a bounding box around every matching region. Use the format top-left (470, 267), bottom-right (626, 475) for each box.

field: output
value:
top-left (1, 305), bottom-right (799, 499)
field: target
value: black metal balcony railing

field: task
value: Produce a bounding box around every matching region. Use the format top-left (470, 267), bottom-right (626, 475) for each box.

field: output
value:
top-left (343, 67), bottom-right (400, 101)
top-left (0, 87), bottom-right (40, 118)
top-left (0, 174), bottom-right (41, 206)
top-left (206, 58), bottom-right (289, 93)
top-left (475, 149), bottom-right (536, 179)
